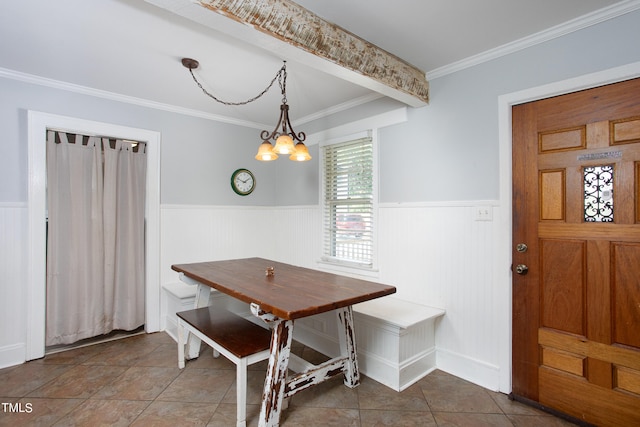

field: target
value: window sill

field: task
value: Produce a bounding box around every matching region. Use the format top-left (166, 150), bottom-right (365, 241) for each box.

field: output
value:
top-left (316, 259), bottom-right (380, 279)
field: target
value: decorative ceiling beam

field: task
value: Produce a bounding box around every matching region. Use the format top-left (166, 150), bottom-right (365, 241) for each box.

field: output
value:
top-left (146, 0), bottom-right (429, 107)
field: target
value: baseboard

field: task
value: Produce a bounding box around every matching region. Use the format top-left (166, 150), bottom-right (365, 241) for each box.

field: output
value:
top-left (0, 343), bottom-right (26, 369)
top-left (436, 347), bottom-right (501, 391)
top-left (357, 346), bottom-right (437, 391)
top-left (399, 348), bottom-right (438, 391)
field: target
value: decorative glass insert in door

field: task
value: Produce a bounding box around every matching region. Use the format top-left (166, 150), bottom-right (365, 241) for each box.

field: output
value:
top-left (584, 165), bottom-right (614, 222)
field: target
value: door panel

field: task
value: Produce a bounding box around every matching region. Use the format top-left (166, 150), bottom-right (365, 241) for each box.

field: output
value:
top-left (540, 239), bottom-right (585, 335)
top-left (512, 78), bottom-right (640, 426)
top-left (613, 242), bottom-right (640, 348)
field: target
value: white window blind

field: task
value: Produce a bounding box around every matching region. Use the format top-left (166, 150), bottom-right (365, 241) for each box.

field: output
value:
top-left (322, 136), bottom-right (374, 268)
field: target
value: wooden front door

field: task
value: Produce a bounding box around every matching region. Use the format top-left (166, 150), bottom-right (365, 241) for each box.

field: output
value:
top-left (512, 78), bottom-right (640, 426)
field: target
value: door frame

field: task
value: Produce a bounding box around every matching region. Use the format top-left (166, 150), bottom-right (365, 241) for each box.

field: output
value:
top-left (26, 111), bottom-right (161, 360)
top-left (496, 61), bottom-right (640, 393)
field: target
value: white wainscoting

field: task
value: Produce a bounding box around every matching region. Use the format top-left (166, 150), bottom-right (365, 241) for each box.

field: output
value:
top-left (160, 204), bottom-right (321, 333)
top-left (2, 200), bottom-right (505, 387)
top-left (377, 202), bottom-right (505, 390)
top-left (0, 203), bottom-right (28, 368)
top-left (160, 205), bottom-right (321, 283)
top-left (159, 202), bottom-right (506, 392)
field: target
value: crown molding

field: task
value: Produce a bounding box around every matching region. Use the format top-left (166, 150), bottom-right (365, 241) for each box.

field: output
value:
top-left (294, 93), bottom-right (383, 125)
top-left (0, 66), bottom-right (383, 129)
top-left (427, 0), bottom-right (640, 79)
top-left (0, 67), bottom-right (268, 129)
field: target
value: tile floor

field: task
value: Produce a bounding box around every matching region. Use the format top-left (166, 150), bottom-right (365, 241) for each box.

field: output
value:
top-left (0, 332), bottom-right (578, 426)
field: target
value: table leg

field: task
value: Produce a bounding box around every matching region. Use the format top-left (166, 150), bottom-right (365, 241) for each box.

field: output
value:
top-left (259, 318), bottom-right (294, 427)
top-left (336, 306), bottom-right (360, 388)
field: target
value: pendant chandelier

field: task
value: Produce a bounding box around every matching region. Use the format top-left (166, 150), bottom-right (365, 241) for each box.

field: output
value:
top-left (182, 58), bottom-right (310, 162)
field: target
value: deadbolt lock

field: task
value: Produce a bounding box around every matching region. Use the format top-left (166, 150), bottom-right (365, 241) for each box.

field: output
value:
top-left (516, 243), bottom-right (528, 253)
top-left (515, 264), bottom-right (529, 275)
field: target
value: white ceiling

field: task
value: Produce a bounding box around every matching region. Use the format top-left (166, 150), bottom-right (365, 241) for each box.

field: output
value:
top-left (0, 0), bottom-right (635, 129)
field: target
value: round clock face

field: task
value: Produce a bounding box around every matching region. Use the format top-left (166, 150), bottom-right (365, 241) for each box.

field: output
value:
top-left (231, 168), bottom-right (255, 196)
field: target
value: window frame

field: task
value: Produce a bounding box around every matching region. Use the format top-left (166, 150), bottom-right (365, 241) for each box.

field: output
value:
top-left (319, 130), bottom-right (379, 274)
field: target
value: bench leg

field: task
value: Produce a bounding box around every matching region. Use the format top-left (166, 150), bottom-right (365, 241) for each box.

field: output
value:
top-left (337, 306), bottom-right (360, 388)
top-left (177, 320), bottom-right (186, 369)
top-left (236, 358), bottom-right (248, 427)
top-left (185, 283), bottom-right (211, 359)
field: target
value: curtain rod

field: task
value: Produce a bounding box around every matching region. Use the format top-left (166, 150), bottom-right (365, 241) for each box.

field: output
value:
top-left (47, 128), bottom-right (145, 145)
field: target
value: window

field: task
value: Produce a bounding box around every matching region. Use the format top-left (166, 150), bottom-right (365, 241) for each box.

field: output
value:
top-left (321, 133), bottom-right (376, 269)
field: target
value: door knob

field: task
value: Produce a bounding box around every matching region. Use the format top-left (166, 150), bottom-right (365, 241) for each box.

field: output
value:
top-left (515, 264), bottom-right (529, 275)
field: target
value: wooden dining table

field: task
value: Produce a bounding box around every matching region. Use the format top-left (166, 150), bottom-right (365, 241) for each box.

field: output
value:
top-left (171, 257), bottom-right (396, 427)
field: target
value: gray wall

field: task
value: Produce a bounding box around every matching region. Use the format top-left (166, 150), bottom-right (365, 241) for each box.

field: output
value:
top-left (0, 78), bottom-right (277, 206)
top-left (377, 8), bottom-right (640, 203)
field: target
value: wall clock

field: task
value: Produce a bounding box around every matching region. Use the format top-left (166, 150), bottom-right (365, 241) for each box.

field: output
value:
top-left (230, 168), bottom-right (255, 196)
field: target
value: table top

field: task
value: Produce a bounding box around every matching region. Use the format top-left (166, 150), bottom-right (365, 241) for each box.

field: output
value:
top-left (171, 258), bottom-right (396, 320)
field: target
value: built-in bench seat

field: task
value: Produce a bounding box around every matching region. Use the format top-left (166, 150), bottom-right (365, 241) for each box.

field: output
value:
top-left (165, 283), bottom-right (444, 394)
top-left (177, 307), bottom-right (272, 427)
top-left (163, 282), bottom-right (241, 341)
top-left (353, 297), bottom-right (445, 391)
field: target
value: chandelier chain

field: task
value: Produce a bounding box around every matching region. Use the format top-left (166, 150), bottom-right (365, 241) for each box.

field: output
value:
top-left (188, 63), bottom-right (287, 106)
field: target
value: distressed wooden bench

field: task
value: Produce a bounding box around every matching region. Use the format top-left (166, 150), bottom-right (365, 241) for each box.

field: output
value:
top-left (177, 306), bottom-right (272, 427)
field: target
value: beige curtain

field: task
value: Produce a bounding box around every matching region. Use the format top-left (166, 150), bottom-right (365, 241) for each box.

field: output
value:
top-left (46, 131), bottom-right (146, 345)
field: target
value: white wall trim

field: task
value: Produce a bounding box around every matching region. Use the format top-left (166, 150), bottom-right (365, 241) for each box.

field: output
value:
top-left (380, 200), bottom-right (499, 209)
top-left (496, 60), bottom-right (640, 393)
top-left (428, 0), bottom-right (640, 79)
top-left (0, 343), bottom-right (26, 370)
top-left (161, 204), bottom-right (319, 210)
top-left (0, 68), bottom-right (262, 129)
top-left (0, 68), bottom-right (381, 130)
top-left (437, 347), bottom-right (501, 391)
top-left (295, 93), bottom-right (384, 125)
top-left (304, 107), bottom-right (408, 146)
top-left (162, 200), bottom-right (500, 210)
top-left (0, 202), bottom-right (27, 208)
top-left (27, 111), bottom-right (162, 361)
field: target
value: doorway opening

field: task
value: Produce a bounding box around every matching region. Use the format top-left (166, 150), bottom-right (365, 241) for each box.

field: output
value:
top-left (45, 130), bottom-right (148, 351)
top-left (27, 111), bottom-right (161, 361)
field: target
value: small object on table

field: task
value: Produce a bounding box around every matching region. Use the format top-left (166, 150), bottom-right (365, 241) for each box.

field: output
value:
top-left (266, 266), bottom-right (275, 276)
